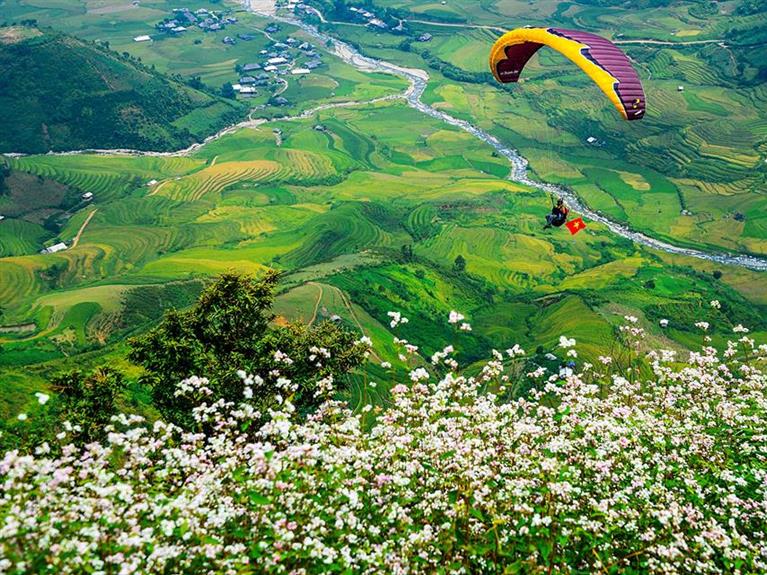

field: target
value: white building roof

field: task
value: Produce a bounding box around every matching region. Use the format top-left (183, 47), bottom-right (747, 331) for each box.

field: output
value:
top-left (291, 68), bottom-right (311, 75)
top-left (42, 242), bottom-right (68, 254)
top-left (267, 57), bottom-right (288, 65)
top-left (133, 35), bottom-right (152, 42)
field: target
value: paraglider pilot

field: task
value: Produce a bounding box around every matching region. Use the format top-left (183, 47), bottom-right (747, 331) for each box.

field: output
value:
top-left (544, 198), bottom-right (569, 229)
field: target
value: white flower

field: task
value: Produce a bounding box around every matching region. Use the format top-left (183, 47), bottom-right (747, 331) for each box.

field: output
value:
top-left (409, 368), bottom-right (430, 382)
top-left (559, 336), bottom-right (576, 349)
top-left (506, 344), bottom-right (525, 357)
top-left (659, 319), bottom-right (669, 328)
top-left (17, 413), bottom-right (28, 422)
top-left (733, 325), bottom-right (749, 334)
top-left (459, 323), bottom-right (472, 332)
top-left (624, 315), bottom-right (638, 324)
top-left (448, 310), bottom-right (465, 324)
top-left (710, 300), bottom-right (721, 309)
top-left (35, 392), bottom-right (50, 405)
top-left (274, 350), bottom-right (294, 365)
top-left (358, 336), bottom-right (373, 347)
top-left (695, 322), bottom-right (710, 332)
top-left (527, 367), bottom-right (547, 378)
top-left (380, 362), bottom-right (392, 369)
top-left (387, 311), bottom-right (409, 328)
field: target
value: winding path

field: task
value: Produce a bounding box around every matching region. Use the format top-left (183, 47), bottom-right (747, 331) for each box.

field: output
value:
top-left (246, 2), bottom-right (766, 272)
top-left (71, 208), bottom-right (97, 248)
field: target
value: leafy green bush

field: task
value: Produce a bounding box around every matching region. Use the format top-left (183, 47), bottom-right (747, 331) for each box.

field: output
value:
top-left (129, 271), bottom-right (369, 428)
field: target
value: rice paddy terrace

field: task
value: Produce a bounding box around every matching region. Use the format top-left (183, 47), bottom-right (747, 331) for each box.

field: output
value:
top-left (328, 0), bottom-right (767, 257)
top-left (1, 0), bottom-right (766, 417)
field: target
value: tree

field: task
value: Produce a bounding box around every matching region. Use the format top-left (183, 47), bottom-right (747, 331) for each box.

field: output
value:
top-left (130, 271), bottom-right (368, 428)
top-left (51, 367), bottom-right (126, 443)
top-left (0, 163), bottom-right (10, 196)
top-left (453, 254), bottom-right (467, 272)
top-left (713, 270), bottom-right (723, 280)
top-left (221, 82), bottom-right (236, 99)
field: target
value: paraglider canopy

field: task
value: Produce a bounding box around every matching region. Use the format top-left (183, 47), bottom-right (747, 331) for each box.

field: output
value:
top-left (489, 27), bottom-right (646, 121)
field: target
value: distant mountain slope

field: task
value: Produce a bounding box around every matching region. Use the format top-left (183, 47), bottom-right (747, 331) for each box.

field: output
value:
top-left (0, 27), bottom-right (246, 154)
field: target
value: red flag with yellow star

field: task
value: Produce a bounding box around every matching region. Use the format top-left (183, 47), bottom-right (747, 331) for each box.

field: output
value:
top-left (565, 217), bottom-right (586, 235)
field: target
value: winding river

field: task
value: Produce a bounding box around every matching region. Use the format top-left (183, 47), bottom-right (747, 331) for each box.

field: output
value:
top-left (247, 2), bottom-right (767, 272)
top-left (3, 4), bottom-right (764, 271)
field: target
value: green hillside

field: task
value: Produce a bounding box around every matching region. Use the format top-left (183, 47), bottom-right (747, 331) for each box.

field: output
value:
top-left (0, 26), bottom-right (246, 153)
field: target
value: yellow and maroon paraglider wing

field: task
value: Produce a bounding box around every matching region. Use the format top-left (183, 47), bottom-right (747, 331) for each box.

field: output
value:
top-left (489, 27), bottom-right (645, 121)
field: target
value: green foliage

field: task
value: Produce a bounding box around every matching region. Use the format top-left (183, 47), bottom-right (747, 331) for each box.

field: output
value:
top-left (52, 367), bottom-right (126, 443)
top-left (129, 271), bottom-right (368, 428)
top-left (221, 82), bottom-right (236, 100)
top-left (0, 367), bottom-right (125, 450)
top-left (453, 254), bottom-right (466, 272)
top-left (0, 28), bottom-right (245, 153)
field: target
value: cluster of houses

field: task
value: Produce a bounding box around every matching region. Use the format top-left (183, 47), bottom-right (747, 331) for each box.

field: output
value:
top-left (347, 6), bottom-right (388, 30)
top-left (151, 7), bottom-right (237, 39)
top-left (230, 35), bottom-right (324, 98)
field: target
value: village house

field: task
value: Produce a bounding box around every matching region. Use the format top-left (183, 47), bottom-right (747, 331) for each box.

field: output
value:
top-left (133, 35), bottom-right (152, 42)
top-left (368, 18), bottom-right (388, 29)
top-left (242, 63), bottom-right (262, 72)
top-left (40, 242), bottom-right (67, 255)
top-left (240, 76), bottom-right (257, 84)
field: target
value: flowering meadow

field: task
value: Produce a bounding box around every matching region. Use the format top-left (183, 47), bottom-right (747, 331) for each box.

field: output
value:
top-left (2, 313), bottom-right (767, 574)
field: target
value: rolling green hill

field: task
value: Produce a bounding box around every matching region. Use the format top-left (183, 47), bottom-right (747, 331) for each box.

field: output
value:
top-left (0, 26), bottom-right (246, 154)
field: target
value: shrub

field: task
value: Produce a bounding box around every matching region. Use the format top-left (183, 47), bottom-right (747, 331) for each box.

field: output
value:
top-left (129, 271), bottom-right (369, 428)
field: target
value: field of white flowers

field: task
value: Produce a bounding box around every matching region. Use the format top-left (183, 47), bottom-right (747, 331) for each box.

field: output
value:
top-left (2, 313), bottom-right (766, 574)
